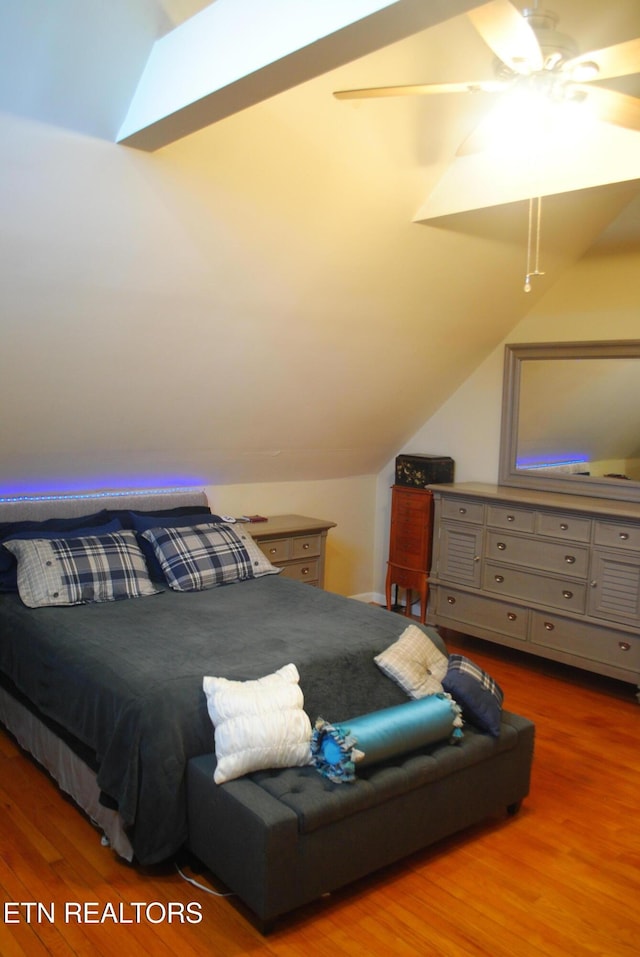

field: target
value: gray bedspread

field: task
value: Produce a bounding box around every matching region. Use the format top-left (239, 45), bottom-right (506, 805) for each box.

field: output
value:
top-left (0, 576), bottom-right (435, 864)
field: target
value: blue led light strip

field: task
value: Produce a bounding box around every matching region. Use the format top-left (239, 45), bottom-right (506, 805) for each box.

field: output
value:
top-left (0, 486), bottom-right (204, 505)
top-left (515, 459), bottom-right (587, 471)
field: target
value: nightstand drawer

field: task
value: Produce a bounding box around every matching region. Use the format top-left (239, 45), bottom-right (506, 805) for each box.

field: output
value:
top-left (259, 538), bottom-right (292, 563)
top-left (250, 514), bottom-right (336, 589)
top-left (292, 534), bottom-right (321, 559)
top-left (280, 559), bottom-right (319, 584)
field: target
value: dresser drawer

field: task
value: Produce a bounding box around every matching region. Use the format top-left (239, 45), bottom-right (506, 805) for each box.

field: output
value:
top-left (434, 586), bottom-right (528, 641)
top-left (279, 559), bottom-right (319, 584)
top-left (483, 562), bottom-right (586, 614)
top-left (486, 531), bottom-right (589, 578)
top-left (531, 612), bottom-right (640, 673)
top-left (441, 498), bottom-right (484, 525)
top-left (594, 520), bottom-right (640, 552)
top-left (487, 505), bottom-right (535, 533)
top-left (536, 511), bottom-right (591, 542)
top-left (259, 538), bottom-right (292, 563)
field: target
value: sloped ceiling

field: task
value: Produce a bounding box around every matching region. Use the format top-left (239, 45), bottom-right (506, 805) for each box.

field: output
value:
top-left (0, 1), bottom-right (639, 494)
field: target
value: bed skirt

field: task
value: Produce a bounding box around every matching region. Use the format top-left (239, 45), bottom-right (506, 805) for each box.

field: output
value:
top-left (0, 685), bottom-right (134, 861)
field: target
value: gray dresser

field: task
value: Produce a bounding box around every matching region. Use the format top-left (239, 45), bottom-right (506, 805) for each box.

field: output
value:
top-left (428, 483), bottom-right (640, 699)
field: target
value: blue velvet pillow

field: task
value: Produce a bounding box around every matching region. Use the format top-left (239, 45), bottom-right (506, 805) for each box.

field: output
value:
top-left (311, 695), bottom-right (463, 783)
top-left (0, 510), bottom-right (118, 592)
top-left (130, 512), bottom-right (223, 580)
top-left (442, 655), bottom-right (504, 737)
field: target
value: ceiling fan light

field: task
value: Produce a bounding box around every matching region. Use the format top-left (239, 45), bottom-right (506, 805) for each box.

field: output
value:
top-left (571, 60), bottom-right (600, 82)
top-left (564, 87), bottom-right (589, 105)
top-left (510, 54), bottom-right (533, 72)
top-left (544, 52), bottom-right (564, 71)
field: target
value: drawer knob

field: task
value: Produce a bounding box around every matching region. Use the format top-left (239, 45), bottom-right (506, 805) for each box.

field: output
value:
top-left (507, 515), bottom-right (515, 522)
top-left (269, 547), bottom-right (277, 555)
top-left (474, 555), bottom-right (480, 562)
top-left (590, 580), bottom-right (597, 588)
top-left (507, 612), bottom-right (517, 621)
top-left (459, 507), bottom-right (467, 514)
top-left (618, 641), bottom-right (631, 652)
top-left (497, 541), bottom-right (506, 551)
top-left (301, 567), bottom-right (310, 576)
top-left (562, 589), bottom-right (573, 600)
top-left (303, 543), bottom-right (310, 550)
top-left (447, 596), bottom-right (456, 605)
top-left (544, 621), bottom-right (555, 631)
top-left (494, 575), bottom-right (504, 583)
top-left (619, 532), bottom-right (629, 541)
top-left (560, 523), bottom-right (569, 531)
top-left (565, 555), bottom-right (576, 564)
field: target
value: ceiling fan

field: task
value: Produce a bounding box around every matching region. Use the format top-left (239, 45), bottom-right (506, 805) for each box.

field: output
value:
top-left (334, 0), bottom-right (640, 155)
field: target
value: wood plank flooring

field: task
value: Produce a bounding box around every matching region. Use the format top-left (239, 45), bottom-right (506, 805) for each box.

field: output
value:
top-left (1, 627), bottom-right (638, 956)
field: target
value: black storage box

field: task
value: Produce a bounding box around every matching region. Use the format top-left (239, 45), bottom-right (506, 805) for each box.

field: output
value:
top-left (395, 454), bottom-right (454, 489)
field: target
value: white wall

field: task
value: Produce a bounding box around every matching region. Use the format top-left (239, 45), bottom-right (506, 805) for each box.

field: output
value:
top-left (205, 474), bottom-right (377, 597)
top-left (373, 241), bottom-right (640, 597)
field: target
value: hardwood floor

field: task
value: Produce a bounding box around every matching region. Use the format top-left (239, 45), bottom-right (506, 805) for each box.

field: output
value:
top-left (1, 629), bottom-right (638, 957)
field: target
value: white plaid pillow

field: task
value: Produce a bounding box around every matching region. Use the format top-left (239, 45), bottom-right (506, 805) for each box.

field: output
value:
top-left (375, 624), bottom-right (449, 698)
top-left (4, 531), bottom-right (160, 607)
top-left (141, 523), bottom-right (280, 591)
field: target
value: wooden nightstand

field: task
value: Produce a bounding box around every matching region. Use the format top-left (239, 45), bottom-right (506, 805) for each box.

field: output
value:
top-left (385, 486), bottom-right (434, 623)
top-left (250, 515), bottom-right (336, 588)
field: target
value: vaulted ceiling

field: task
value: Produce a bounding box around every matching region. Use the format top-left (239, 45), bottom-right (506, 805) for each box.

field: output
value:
top-left (1, 1), bottom-right (639, 494)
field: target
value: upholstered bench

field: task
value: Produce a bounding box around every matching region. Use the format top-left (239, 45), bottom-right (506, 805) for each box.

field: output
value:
top-left (186, 709), bottom-right (534, 931)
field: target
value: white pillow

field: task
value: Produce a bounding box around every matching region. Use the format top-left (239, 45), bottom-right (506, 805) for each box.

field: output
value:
top-left (203, 663), bottom-right (312, 784)
top-left (374, 624), bottom-right (449, 698)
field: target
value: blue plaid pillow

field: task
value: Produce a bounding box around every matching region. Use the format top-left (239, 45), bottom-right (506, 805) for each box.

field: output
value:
top-left (141, 523), bottom-right (280, 591)
top-left (0, 510), bottom-right (118, 592)
top-left (3, 531), bottom-right (160, 608)
top-left (442, 654), bottom-right (504, 737)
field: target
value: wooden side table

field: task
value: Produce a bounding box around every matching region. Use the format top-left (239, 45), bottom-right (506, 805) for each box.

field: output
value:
top-left (250, 515), bottom-right (336, 589)
top-left (385, 486), bottom-right (434, 623)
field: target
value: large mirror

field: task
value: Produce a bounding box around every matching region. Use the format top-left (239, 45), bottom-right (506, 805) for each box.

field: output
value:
top-left (499, 340), bottom-right (640, 503)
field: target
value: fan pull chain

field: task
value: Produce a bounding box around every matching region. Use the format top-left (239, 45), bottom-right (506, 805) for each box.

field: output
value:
top-left (524, 195), bottom-right (545, 293)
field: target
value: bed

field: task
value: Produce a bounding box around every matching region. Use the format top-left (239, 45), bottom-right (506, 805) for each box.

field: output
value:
top-left (0, 489), bottom-right (534, 926)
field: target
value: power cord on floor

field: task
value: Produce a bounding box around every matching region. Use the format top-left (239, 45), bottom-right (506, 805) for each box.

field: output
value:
top-left (175, 862), bottom-right (235, 898)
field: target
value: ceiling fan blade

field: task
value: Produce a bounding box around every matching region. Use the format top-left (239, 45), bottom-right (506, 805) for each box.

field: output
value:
top-left (333, 80), bottom-right (506, 100)
top-left (467, 0), bottom-right (543, 75)
top-left (572, 84), bottom-right (640, 132)
top-left (563, 37), bottom-right (640, 82)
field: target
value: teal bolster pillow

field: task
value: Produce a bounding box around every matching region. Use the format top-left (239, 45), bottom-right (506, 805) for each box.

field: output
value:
top-left (311, 694), bottom-right (463, 783)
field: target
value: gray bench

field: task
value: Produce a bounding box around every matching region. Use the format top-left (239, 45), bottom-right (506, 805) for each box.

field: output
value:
top-left (186, 709), bottom-right (534, 931)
